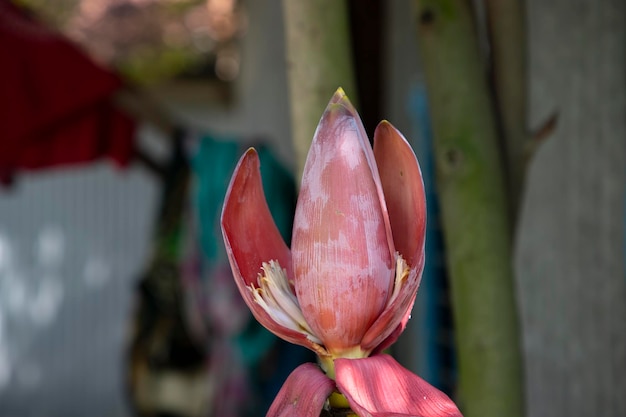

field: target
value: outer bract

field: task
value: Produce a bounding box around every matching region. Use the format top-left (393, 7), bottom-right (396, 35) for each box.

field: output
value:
top-left (221, 88), bottom-right (426, 360)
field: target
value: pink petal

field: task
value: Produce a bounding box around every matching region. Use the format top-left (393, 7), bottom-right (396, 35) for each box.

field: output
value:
top-left (373, 121), bottom-right (426, 269)
top-left (336, 354), bottom-right (463, 417)
top-left (292, 91), bottom-right (395, 355)
top-left (360, 258), bottom-right (423, 353)
top-left (221, 149), bottom-right (312, 348)
top-left (359, 121), bottom-right (427, 352)
top-left (370, 288), bottom-right (418, 355)
top-left (267, 363), bottom-right (335, 417)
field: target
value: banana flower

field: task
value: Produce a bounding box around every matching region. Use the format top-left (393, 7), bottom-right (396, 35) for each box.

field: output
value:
top-left (221, 88), bottom-right (462, 416)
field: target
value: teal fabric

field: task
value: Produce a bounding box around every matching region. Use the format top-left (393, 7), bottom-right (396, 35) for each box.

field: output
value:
top-left (191, 136), bottom-right (296, 262)
top-left (191, 135), bottom-right (239, 262)
top-left (191, 134), bottom-right (296, 366)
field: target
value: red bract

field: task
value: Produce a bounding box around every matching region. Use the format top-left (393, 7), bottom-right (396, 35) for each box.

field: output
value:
top-left (221, 88), bottom-right (425, 359)
top-left (221, 88), bottom-right (462, 416)
top-left (270, 355), bottom-right (462, 417)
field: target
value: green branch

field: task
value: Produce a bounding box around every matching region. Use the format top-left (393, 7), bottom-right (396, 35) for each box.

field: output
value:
top-left (282, 0), bottom-right (357, 182)
top-left (485, 0), bottom-right (528, 220)
top-left (412, 1), bottom-right (525, 417)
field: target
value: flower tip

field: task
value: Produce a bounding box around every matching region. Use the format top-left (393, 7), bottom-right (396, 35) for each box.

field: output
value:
top-left (243, 146), bottom-right (258, 157)
top-left (375, 120), bottom-right (396, 136)
top-left (328, 87), bottom-right (357, 113)
top-left (332, 86), bottom-right (346, 99)
top-left (236, 147), bottom-right (260, 178)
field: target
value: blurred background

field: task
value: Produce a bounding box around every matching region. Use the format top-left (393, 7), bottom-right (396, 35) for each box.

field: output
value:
top-left (0, 0), bottom-right (624, 416)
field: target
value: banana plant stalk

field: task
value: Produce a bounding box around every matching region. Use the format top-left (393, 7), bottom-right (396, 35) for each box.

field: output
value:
top-left (282, 0), bottom-right (357, 181)
top-left (413, 1), bottom-right (525, 417)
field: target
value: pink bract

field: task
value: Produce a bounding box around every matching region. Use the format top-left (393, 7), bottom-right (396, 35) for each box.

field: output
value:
top-left (221, 88), bottom-right (426, 359)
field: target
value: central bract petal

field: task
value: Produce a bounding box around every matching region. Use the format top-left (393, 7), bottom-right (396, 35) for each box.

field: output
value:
top-left (292, 91), bottom-right (395, 356)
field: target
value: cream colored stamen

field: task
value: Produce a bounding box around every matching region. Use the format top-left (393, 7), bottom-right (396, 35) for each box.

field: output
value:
top-left (249, 260), bottom-right (322, 344)
top-left (388, 253), bottom-right (410, 304)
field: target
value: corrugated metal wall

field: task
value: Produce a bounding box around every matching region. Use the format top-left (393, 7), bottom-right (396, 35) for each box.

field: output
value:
top-left (0, 165), bottom-right (157, 416)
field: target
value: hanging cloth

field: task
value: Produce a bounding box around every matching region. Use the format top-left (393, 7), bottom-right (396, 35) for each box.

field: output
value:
top-left (0, 0), bottom-right (136, 184)
top-left (127, 129), bottom-right (208, 417)
top-left (187, 134), bottom-right (313, 416)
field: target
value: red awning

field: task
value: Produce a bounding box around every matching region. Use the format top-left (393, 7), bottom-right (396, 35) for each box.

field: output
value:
top-left (0, 0), bottom-right (136, 183)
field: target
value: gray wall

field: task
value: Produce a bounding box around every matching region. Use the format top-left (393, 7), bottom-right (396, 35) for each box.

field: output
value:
top-left (153, 0), bottom-right (294, 169)
top-left (518, 0), bottom-right (626, 415)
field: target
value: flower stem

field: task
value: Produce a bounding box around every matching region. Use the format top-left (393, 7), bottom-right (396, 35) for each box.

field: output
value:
top-left (318, 357), bottom-right (348, 407)
top-left (318, 356), bottom-right (356, 415)
top-left (321, 408), bottom-right (358, 417)
top-left (318, 355), bottom-right (336, 379)
top-left (328, 391), bottom-right (351, 409)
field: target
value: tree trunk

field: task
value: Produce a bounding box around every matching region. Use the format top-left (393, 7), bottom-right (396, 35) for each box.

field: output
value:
top-left (412, 1), bottom-right (525, 417)
top-left (484, 0), bottom-right (528, 221)
top-left (282, 0), bottom-right (357, 181)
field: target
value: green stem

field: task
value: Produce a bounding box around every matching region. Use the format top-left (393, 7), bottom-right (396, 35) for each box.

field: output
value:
top-left (317, 356), bottom-right (354, 413)
top-left (281, 0), bottom-right (357, 182)
top-left (318, 355), bottom-right (336, 380)
top-left (412, 1), bottom-right (525, 417)
top-left (484, 0), bottom-right (528, 221)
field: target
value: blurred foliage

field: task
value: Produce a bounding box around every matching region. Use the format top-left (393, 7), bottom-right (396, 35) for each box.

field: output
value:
top-left (15, 0), bottom-right (244, 85)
